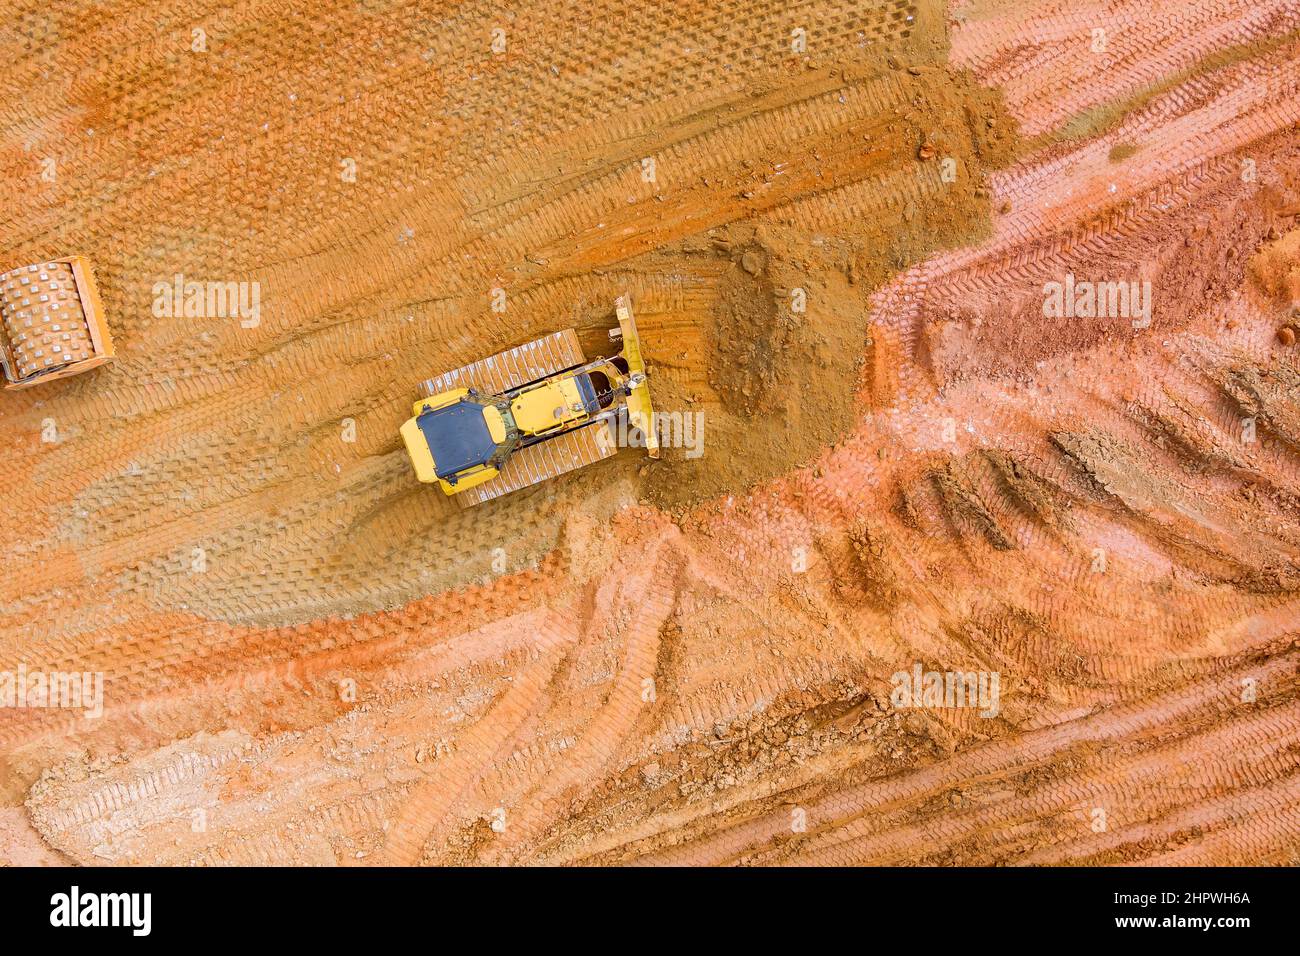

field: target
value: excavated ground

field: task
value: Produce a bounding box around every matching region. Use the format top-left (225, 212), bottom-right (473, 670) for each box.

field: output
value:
top-left (1, 0), bottom-right (1299, 866)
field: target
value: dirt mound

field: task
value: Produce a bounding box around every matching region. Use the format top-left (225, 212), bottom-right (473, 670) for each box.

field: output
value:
top-left (638, 63), bottom-right (1020, 509)
top-left (638, 228), bottom-right (872, 508)
top-left (1250, 226), bottom-right (1300, 311)
top-left (707, 245), bottom-right (782, 415)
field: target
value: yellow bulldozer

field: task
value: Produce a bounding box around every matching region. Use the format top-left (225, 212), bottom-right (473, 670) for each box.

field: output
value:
top-left (399, 296), bottom-right (658, 507)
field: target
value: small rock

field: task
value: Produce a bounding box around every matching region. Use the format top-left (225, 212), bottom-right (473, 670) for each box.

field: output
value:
top-left (1278, 326), bottom-right (1297, 346)
top-left (741, 250), bottom-right (764, 275)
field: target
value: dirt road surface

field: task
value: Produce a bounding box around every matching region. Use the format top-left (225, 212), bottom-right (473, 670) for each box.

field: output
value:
top-left (2, 0), bottom-right (1299, 866)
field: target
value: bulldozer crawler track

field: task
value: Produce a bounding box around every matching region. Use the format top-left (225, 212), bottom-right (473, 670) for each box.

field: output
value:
top-left (417, 329), bottom-right (586, 400)
top-left (455, 420), bottom-right (617, 508)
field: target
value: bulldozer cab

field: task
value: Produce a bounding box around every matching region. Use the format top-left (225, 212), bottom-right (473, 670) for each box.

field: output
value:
top-left (415, 399), bottom-right (507, 482)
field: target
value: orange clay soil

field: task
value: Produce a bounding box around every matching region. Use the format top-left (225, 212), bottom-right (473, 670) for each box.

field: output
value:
top-left (1, 0), bottom-right (1299, 866)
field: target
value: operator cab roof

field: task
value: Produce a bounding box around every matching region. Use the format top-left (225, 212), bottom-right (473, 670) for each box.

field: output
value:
top-left (416, 399), bottom-right (498, 481)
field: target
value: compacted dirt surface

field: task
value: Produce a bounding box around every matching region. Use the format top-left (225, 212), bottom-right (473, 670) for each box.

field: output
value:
top-left (2, 0), bottom-right (1299, 866)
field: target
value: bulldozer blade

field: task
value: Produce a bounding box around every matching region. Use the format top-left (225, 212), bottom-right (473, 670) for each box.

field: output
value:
top-left (615, 295), bottom-right (659, 459)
